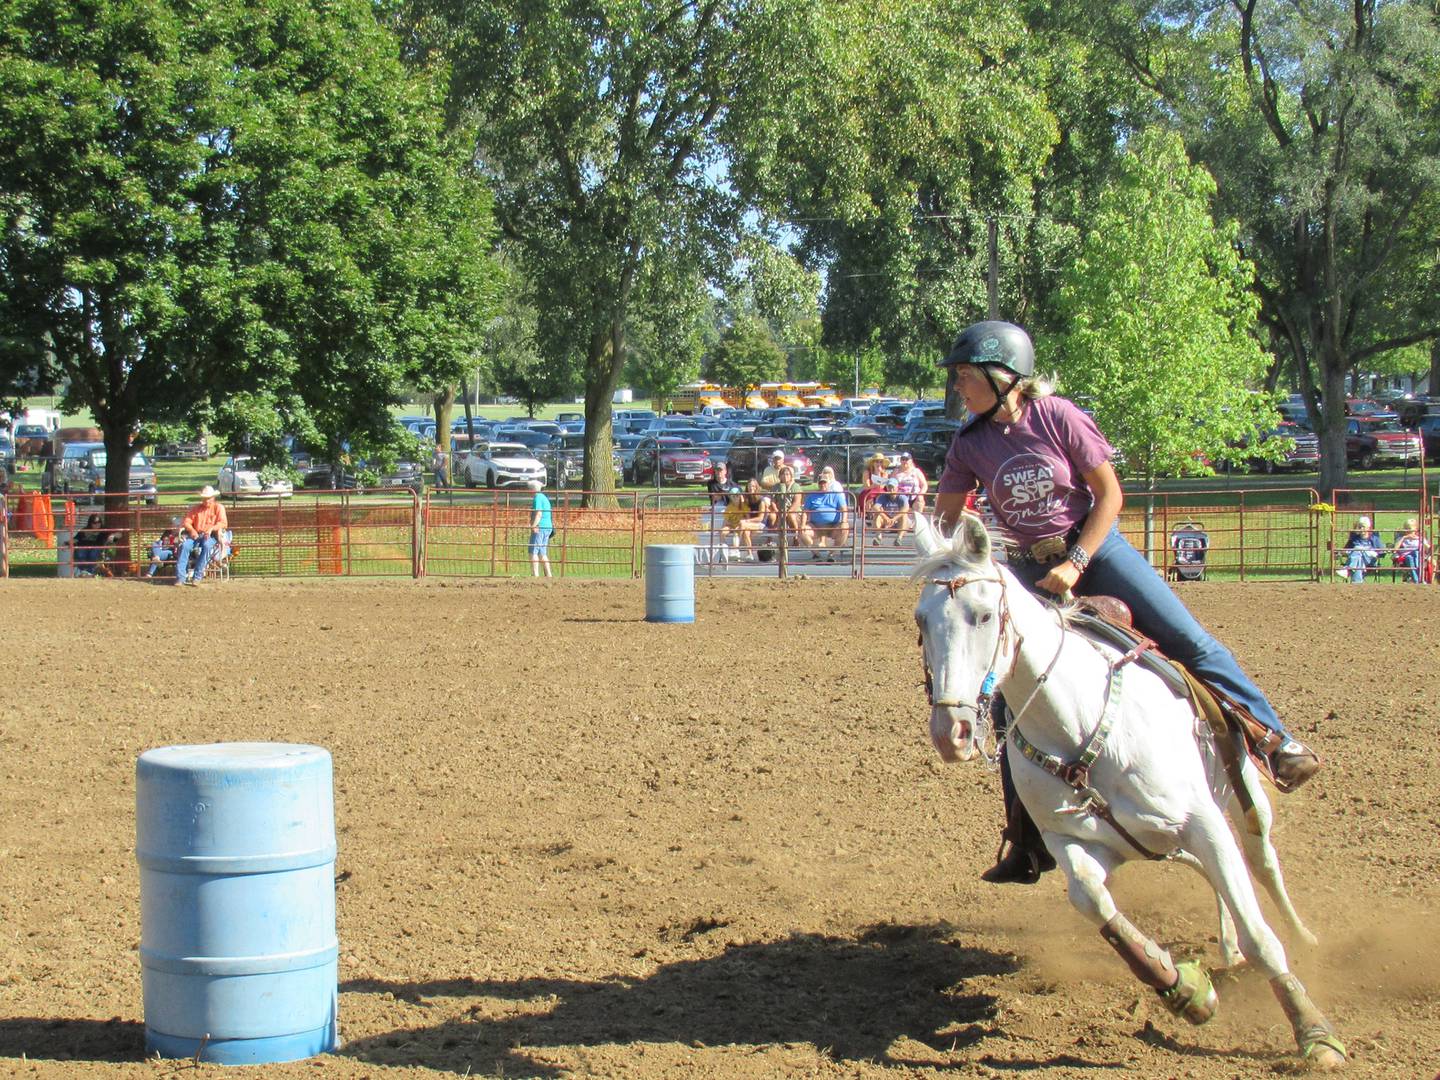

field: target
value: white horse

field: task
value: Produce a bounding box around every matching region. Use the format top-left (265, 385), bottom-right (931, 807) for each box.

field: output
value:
top-left (912, 513), bottom-right (1345, 1070)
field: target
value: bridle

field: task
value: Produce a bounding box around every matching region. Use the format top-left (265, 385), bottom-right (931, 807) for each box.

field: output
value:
top-left (917, 560), bottom-right (1172, 862)
top-left (918, 565), bottom-right (1024, 764)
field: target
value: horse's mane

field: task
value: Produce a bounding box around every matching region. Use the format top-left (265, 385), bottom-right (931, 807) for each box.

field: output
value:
top-left (909, 523), bottom-right (991, 583)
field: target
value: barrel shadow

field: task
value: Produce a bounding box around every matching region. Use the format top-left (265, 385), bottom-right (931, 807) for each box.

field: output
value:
top-left (0, 1017), bottom-right (145, 1062)
top-left (340, 922), bottom-right (1016, 1077)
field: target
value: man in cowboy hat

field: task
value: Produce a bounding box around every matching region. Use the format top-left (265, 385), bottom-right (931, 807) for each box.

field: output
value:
top-left (175, 484), bottom-right (229, 585)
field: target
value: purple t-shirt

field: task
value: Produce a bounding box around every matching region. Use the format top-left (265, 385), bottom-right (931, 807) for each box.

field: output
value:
top-left (937, 396), bottom-right (1113, 546)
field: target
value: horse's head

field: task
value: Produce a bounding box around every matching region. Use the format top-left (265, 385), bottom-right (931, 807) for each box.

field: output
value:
top-left (912, 513), bottom-right (1009, 763)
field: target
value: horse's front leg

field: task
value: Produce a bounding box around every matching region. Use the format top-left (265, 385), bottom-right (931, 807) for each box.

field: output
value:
top-left (1048, 836), bottom-right (1218, 1026)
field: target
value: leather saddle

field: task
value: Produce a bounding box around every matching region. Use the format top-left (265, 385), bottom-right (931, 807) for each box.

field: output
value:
top-left (1067, 597), bottom-right (1286, 801)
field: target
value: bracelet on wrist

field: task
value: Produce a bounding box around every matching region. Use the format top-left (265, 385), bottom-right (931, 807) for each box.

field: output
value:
top-left (1067, 543), bottom-right (1091, 572)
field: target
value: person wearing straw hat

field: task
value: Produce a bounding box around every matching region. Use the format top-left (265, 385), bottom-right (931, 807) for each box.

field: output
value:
top-left (175, 484), bottom-right (228, 586)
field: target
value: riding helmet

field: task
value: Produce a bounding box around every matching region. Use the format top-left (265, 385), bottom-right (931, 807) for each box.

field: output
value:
top-left (939, 321), bottom-right (1036, 378)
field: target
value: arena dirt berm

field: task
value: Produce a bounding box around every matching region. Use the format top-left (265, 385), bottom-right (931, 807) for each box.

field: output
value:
top-left (1, 577), bottom-right (1436, 1079)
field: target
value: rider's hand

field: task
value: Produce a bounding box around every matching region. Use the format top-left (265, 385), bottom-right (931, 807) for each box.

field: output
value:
top-left (1037, 560), bottom-right (1081, 597)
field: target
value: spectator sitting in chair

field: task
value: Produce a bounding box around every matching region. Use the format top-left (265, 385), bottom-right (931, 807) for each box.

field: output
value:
top-left (1339, 515), bottom-right (1385, 583)
top-left (800, 467), bottom-right (850, 561)
top-left (175, 484), bottom-right (229, 586)
top-left (1393, 518), bottom-right (1427, 584)
top-left (73, 513), bottom-right (120, 577)
top-left (891, 451), bottom-right (928, 514)
top-left (146, 522), bottom-right (181, 578)
top-left (870, 478), bottom-right (910, 545)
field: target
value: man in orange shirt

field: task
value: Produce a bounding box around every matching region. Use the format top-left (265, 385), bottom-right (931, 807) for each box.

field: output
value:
top-left (175, 484), bottom-right (229, 585)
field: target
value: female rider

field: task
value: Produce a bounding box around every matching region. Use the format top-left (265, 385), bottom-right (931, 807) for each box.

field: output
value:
top-left (931, 321), bottom-right (1320, 885)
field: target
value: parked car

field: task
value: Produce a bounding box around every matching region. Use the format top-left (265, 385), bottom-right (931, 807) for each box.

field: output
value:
top-left (1417, 413), bottom-right (1440, 461)
top-left (902, 422), bottom-right (963, 481)
top-left (1224, 422), bottom-right (1320, 473)
top-left (897, 415), bottom-right (963, 445)
top-left (153, 433), bottom-right (210, 460)
top-left (302, 458), bottom-right (425, 493)
top-left (726, 435), bottom-right (814, 483)
top-left (863, 402), bottom-right (912, 431)
top-left (456, 441), bottom-right (547, 489)
top-left (549, 432), bottom-right (622, 486)
top-left (490, 426), bottom-right (550, 449)
top-left (218, 455), bottom-right (295, 497)
top-left (614, 433), bottom-right (647, 480)
top-left (1345, 414), bottom-right (1423, 468)
top-left (53, 442), bottom-right (160, 504)
top-left (812, 427), bottom-right (901, 483)
top-left (0, 432), bottom-right (13, 470)
top-left (630, 436), bottom-right (714, 485)
top-left (751, 421), bottom-right (824, 448)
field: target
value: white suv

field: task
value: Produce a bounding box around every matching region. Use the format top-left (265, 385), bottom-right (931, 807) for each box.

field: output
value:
top-left (457, 442), bottom-right (547, 489)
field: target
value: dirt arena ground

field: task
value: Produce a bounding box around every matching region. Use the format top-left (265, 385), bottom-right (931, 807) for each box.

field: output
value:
top-left (1, 576), bottom-right (1437, 1079)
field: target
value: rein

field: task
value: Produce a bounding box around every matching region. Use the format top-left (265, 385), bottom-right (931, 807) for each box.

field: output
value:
top-left (919, 564), bottom-right (1173, 862)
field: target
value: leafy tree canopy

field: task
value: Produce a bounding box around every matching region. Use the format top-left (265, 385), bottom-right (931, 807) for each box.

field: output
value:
top-left (1056, 129), bottom-right (1278, 482)
top-left (707, 314), bottom-right (786, 392)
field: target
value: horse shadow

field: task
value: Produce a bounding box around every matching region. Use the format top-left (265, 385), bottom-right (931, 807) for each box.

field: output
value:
top-left (340, 922), bottom-right (1018, 1076)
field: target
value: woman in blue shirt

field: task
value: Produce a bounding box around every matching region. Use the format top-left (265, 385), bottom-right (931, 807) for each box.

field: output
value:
top-left (1340, 516), bottom-right (1385, 583)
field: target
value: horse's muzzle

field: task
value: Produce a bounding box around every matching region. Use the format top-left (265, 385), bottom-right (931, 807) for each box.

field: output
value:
top-left (931, 704), bottom-right (978, 762)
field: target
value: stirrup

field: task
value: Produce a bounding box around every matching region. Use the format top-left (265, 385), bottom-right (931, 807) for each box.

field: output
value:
top-left (980, 839), bottom-right (1056, 885)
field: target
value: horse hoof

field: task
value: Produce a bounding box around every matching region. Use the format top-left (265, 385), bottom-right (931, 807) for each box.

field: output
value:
top-left (1159, 961), bottom-right (1218, 1026)
top-left (1301, 1031), bottom-right (1347, 1071)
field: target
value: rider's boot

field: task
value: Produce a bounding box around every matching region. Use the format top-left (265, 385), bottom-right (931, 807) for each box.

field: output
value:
top-left (1271, 738), bottom-right (1321, 792)
top-left (983, 747), bottom-right (1057, 885)
top-left (981, 796), bottom-right (1056, 885)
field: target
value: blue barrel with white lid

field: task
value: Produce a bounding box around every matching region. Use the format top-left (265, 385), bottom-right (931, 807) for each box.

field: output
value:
top-left (135, 742), bottom-right (338, 1064)
top-left (644, 544), bottom-right (695, 623)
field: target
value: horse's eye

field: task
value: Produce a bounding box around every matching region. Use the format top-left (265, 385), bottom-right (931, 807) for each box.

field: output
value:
top-left (979, 612), bottom-right (993, 625)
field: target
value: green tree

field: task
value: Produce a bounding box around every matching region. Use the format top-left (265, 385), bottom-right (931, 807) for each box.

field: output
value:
top-left (0, 0), bottom-right (246, 501)
top-left (488, 284), bottom-right (576, 418)
top-left (1073, 0), bottom-right (1440, 493)
top-left (1056, 129), bottom-right (1278, 489)
top-left (707, 315), bottom-right (786, 395)
top-left (0, 0), bottom-right (494, 498)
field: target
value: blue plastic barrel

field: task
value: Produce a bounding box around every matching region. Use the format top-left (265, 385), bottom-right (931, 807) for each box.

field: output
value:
top-left (135, 743), bottom-right (338, 1065)
top-left (644, 544), bottom-right (695, 623)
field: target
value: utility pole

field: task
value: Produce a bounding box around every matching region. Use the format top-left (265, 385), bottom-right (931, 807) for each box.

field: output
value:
top-left (987, 216), bottom-right (999, 320)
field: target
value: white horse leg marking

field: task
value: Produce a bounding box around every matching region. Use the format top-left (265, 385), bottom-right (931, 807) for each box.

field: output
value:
top-left (1229, 769), bottom-right (1318, 947)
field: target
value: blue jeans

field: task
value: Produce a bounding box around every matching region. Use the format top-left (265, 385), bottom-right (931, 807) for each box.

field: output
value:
top-left (1396, 550), bottom-right (1421, 584)
top-left (1007, 524), bottom-right (1288, 738)
top-left (175, 535), bottom-right (216, 582)
top-left (1345, 547), bottom-right (1379, 582)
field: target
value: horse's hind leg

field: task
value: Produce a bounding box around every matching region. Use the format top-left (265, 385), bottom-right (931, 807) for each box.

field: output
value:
top-left (1184, 811), bottom-right (1345, 1069)
top-left (1229, 765), bottom-right (1318, 947)
top-left (1049, 838), bottom-right (1217, 1026)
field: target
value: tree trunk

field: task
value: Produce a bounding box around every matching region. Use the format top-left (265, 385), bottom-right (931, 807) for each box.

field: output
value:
top-left (1429, 338), bottom-right (1439, 397)
top-left (101, 423), bottom-right (133, 524)
top-left (1317, 360), bottom-right (1349, 497)
top-left (434, 385), bottom-right (456, 486)
top-left (581, 325), bottom-right (622, 507)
